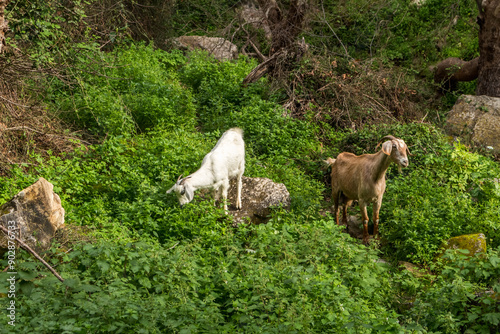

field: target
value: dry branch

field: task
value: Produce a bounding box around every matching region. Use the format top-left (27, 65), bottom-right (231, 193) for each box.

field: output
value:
top-left (243, 0), bottom-right (308, 85)
top-left (242, 50), bottom-right (284, 86)
top-left (0, 224), bottom-right (65, 283)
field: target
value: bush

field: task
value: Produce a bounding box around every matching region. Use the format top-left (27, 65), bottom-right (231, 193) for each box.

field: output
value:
top-left (48, 44), bottom-right (195, 136)
top-left (400, 248), bottom-right (500, 333)
top-left (0, 215), bottom-right (407, 333)
top-left (381, 142), bottom-right (500, 263)
top-left (307, 0), bottom-right (479, 67)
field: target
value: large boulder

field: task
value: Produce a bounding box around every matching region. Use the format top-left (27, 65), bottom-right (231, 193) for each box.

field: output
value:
top-left (0, 177), bottom-right (65, 252)
top-left (227, 176), bottom-right (290, 224)
top-left (446, 95), bottom-right (500, 151)
top-left (175, 36), bottom-right (238, 61)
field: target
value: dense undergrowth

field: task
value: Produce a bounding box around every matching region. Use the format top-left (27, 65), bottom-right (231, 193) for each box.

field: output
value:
top-left (0, 44), bottom-right (499, 333)
top-left (0, 0), bottom-right (499, 333)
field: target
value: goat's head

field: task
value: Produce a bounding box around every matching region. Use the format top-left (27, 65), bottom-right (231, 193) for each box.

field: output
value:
top-left (166, 175), bottom-right (194, 207)
top-left (379, 135), bottom-right (410, 170)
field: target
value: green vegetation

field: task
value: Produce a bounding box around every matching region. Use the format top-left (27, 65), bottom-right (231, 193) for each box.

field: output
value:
top-left (0, 0), bottom-right (499, 333)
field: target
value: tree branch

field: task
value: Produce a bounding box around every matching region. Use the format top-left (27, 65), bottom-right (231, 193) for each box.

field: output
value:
top-left (0, 224), bottom-right (65, 283)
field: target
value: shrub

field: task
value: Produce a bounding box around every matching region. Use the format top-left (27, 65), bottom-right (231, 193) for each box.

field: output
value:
top-left (381, 142), bottom-right (500, 263)
top-left (0, 215), bottom-right (407, 333)
top-left (48, 44), bottom-right (195, 136)
top-left (400, 248), bottom-right (500, 333)
top-left (308, 0), bottom-right (479, 67)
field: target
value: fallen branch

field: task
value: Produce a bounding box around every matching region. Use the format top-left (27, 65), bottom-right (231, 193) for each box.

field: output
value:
top-left (433, 57), bottom-right (479, 90)
top-left (242, 50), bottom-right (285, 86)
top-left (0, 225), bottom-right (65, 283)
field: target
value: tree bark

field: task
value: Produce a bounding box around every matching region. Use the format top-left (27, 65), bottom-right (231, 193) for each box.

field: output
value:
top-left (476, 0), bottom-right (500, 97)
top-left (0, 0), bottom-right (9, 54)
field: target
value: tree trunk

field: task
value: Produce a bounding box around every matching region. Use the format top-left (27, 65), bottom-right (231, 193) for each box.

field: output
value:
top-left (0, 0), bottom-right (9, 54)
top-left (476, 0), bottom-right (500, 97)
top-left (243, 0), bottom-right (308, 85)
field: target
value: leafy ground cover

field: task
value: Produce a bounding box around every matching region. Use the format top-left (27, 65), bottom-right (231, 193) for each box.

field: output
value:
top-left (0, 44), bottom-right (499, 333)
top-left (0, 0), bottom-right (499, 332)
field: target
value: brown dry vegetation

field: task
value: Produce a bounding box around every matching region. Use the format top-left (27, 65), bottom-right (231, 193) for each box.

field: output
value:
top-left (0, 54), bottom-right (84, 175)
top-left (283, 55), bottom-right (437, 130)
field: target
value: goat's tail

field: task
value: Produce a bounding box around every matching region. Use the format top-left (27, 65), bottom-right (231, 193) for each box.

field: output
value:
top-left (323, 157), bottom-right (336, 167)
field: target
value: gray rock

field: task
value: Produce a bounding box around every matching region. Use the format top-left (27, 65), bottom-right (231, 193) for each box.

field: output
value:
top-left (446, 95), bottom-right (500, 151)
top-left (227, 176), bottom-right (290, 224)
top-left (175, 36), bottom-right (238, 61)
top-left (345, 215), bottom-right (364, 240)
top-left (0, 177), bottom-right (65, 252)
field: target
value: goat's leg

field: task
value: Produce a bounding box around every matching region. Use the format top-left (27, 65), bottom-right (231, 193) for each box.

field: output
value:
top-left (236, 172), bottom-right (243, 210)
top-left (372, 198), bottom-right (382, 239)
top-left (221, 179), bottom-right (230, 212)
top-left (359, 200), bottom-right (370, 244)
top-left (332, 191), bottom-right (340, 225)
top-left (342, 199), bottom-right (352, 226)
top-left (213, 186), bottom-right (221, 205)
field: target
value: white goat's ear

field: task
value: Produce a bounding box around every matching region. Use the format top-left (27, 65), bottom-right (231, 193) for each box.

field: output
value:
top-left (381, 141), bottom-right (393, 155)
top-left (185, 185), bottom-right (194, 202)
top-left (166, 185), bottom-right (175, 194)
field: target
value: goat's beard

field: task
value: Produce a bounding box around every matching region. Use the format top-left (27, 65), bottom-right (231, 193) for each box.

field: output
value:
top-left (397, 164), bottom-right (402, 173)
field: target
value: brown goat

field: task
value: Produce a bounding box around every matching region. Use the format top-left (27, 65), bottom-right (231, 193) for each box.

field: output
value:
top-left (326, 135), bottom-right (410, 244)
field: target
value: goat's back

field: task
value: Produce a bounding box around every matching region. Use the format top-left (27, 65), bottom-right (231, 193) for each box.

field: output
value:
top-left (202, 128), bottom-right (245, 179)
top-left (331, 152), bottom-right (374, 200)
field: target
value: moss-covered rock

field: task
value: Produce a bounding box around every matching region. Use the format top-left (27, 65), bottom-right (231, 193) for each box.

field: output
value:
top-left (442, 233), bottom-right (487, 256)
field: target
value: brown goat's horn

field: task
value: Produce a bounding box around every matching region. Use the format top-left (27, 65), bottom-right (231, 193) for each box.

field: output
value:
top-left (176, 174), bottom-right (183, 183)
top-left (376, 135), bottom-right (400, 151)
top-left (406, 146), bottom-right (414, 156)
top-left (180, 176), bottom-right (192, 185)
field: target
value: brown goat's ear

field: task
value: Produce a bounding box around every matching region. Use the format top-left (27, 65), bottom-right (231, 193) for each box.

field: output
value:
top-left (381, 141), bottom-right (393, 155)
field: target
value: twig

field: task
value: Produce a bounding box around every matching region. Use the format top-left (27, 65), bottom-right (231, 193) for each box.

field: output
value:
top-left (249, 39), bottom-right (267, 62)
top-left (167, 242), bottom-right (180, 251)
top-left (0, 225), bottom-right (65, 283)
top-left (0, 95), bottom-right (30, 108)
top-left (321, 3), bottom-right (351, 60)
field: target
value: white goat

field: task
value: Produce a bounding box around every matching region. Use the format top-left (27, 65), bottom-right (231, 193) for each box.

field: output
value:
top-left (167, 127), bottom-right (245, 211)
top-left (325, 135), bottom-right (410, 244)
